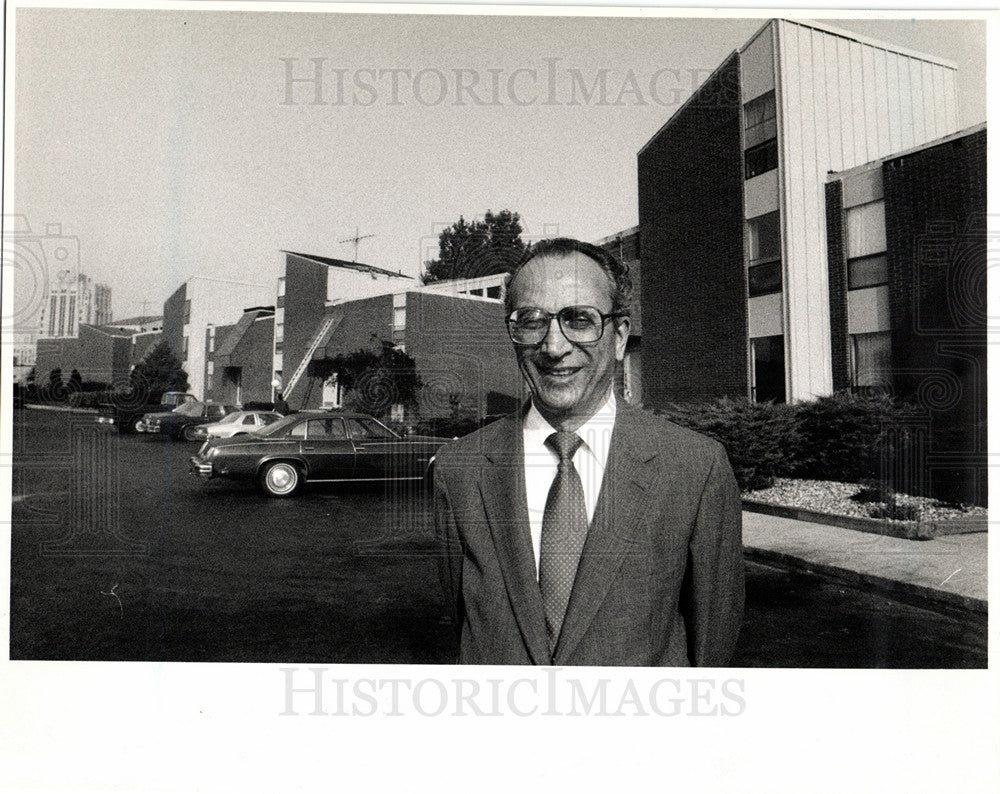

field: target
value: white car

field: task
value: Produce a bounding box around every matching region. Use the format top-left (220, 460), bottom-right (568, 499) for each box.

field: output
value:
top-left (188, 410), bottom-right (284, 441)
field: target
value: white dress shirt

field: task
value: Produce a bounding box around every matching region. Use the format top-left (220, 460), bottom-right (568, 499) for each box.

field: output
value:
top-left (522, 391), bottom-right (617, 579)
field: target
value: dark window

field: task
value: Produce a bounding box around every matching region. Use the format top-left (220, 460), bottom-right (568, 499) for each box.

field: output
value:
top-left (847, 254), bottom-right (888, 290)
top-left (850, 331), bottom-right (891, 390)
top-left (747, 211), bottom-right (781, 266)
top-left (751, 335), bottom-right (786, 403)
top-left (486, 285), bottom-right (501, 299)
top-left (744, 91), bottom-right (777, 148)
top-left (183, 299), bottom-right (191, 324)
top-left (748, 261), bottom-right (782, 297)
top-left (745, 139), bottom-right (778, 179)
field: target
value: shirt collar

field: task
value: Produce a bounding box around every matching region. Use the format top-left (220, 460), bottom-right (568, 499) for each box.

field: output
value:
top-left (524, 391), bottom-right (617, 465)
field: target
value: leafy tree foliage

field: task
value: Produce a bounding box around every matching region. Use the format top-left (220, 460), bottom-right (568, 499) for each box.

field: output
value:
top-left (422, 210), bottom-right (526, 283)
top-left (312, 342), bottom-right (421, 418)
top-left (129, 341), bottom-right (190, 403)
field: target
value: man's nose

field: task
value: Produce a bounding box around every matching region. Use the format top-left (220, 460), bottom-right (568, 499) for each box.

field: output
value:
top-left (539, 316), bottom-right (573, 356)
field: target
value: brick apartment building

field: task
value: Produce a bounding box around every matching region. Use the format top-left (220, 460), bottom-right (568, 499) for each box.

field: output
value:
top-left (638, 18), bottom-right (964, 406)
top-left (34, 323), bottom-right (160, 387)
top-left (257, 250), bottom-right (522, 419)
top-left (825, 124), bottom-right (987, 504)
top-left (162, 276), bottom-right (272, 400)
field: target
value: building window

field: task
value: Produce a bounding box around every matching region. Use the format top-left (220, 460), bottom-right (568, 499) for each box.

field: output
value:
top-left (208, 326), bottom-right (216, 353)
top-left (750, 335), bottom-right (786, 403)
top-left (322, 374), bottom-right (343, 409)
top-left (748, 262), bottom-right (782, 297)
top-left (847, 254), bottom-right (888, 290)
top-left (745, 139), bottom-right (778, 179)
top-left (845, 200), bottom-right (887, 290)
top-left (743, 91), bottom-right (776, 148)
top-left (182, 335), bottom-right (189, 361)
top-left (746, 211), bottom-right (782, 297)
top-left (392, 293), bottom-right (406, 348)
top-left (486, 285), bottom-right (501, 299)
top-left (850, 331), bottom-right (891, 391)
top-left (183, 299), bottom-right (191, 324)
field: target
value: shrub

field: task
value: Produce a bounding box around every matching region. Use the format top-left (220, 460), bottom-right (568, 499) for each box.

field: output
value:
top-left (793, 392), bottom-right (898, 483)
top-left (868, 497), bottom-right (920, 522)
top-left (655, 398), bottom-right (802, 491)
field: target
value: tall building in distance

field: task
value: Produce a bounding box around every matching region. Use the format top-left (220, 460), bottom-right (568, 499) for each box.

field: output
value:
top-left (638, 18), bottom-right (962, 406)
top-left (37, 270), bottom-right (112, 338)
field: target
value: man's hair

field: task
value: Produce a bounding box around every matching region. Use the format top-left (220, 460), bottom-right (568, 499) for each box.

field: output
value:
top-left (504, 237), bottom-right (633, 316)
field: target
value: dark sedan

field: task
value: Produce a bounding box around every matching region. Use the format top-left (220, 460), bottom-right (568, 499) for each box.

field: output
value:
top-left (139, 402), bottom-right (239, 441)
top-left (189, 411), bottom-right (452, 497)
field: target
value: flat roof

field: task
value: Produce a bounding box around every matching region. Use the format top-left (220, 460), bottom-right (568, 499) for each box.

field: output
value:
top-left (283, 250), bottom-right (413, 280)
top-left (826, 122), bottom-right (986, 181)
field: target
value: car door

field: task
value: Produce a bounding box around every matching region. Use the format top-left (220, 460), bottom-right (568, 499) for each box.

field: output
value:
top-left (346, 417), bottom-right (412, 480)
top-left (296, 417), bottom-right (354, 480)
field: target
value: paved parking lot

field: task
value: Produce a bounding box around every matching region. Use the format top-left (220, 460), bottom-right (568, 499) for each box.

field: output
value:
top-left (9, 408), bottom-right (987, 667)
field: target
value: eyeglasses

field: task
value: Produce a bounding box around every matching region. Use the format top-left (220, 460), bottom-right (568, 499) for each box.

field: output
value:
top-left (506, 305), bottom-right (626, 345)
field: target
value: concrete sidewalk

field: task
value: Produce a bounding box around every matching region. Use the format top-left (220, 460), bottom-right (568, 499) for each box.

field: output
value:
top-left (743, 510), bottom-right (988, 613)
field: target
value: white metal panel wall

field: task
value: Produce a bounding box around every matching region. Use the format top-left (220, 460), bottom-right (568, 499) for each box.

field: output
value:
top-left (775, 20), bottom-right (960, 401)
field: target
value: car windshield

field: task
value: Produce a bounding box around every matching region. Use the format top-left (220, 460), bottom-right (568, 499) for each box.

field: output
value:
top-left (173, 402), bottom-right (204, 417)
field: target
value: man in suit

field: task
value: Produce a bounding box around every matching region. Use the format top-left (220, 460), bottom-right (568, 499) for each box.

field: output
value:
top-left (434, 238), bottom-right (744, 666)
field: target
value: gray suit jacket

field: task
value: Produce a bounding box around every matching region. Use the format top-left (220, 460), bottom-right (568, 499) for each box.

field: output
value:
top-left (434, 401), bottom-right (745, 666)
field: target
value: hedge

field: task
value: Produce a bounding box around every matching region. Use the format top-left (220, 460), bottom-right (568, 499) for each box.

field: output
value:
top-left (655, 392), bottom-right (913, 492)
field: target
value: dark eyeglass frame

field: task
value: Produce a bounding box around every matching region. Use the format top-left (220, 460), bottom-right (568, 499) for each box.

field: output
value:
top-left (505, 305), bottom-right (628, 346)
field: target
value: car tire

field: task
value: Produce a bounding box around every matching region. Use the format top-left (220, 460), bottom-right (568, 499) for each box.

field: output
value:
top-left (133, 419), bottom-right (144, 434)
top-left (183, 425), bottom-right (201, 442)
top-left (259, 461), bottom-right (301, 498)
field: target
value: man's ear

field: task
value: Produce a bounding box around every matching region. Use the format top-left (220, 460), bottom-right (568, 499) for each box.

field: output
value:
top-left (614, 317), bottom-right (631, 361)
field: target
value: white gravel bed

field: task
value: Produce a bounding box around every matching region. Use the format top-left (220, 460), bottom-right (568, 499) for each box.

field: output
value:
top-left (742, 478), bottom-right (987, 523)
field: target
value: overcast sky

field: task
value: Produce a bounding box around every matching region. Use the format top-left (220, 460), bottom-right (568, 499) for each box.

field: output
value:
top-left (10, 7), bottom-right (988, 322)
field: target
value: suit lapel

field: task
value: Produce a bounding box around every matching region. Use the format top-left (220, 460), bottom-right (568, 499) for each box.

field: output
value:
top-left (477, 410), bottom-right (552, 665)
top-left (553, 403), bottom-right (659, 664)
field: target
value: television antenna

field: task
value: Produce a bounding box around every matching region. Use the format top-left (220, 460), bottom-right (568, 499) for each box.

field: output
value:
top-left (339, 228), bottom-right (375, 262)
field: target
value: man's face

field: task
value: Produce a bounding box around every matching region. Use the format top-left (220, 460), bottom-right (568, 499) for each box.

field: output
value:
top-left (508, 251), bottom-right (630, 430)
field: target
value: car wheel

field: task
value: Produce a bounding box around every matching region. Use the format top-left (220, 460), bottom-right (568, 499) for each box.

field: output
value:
top-left (182, 425), bottom-right (201, 442)
top-left (259, 461), bottom-right (301, 498)
top-left (133, 419), bottom-right (144, 434)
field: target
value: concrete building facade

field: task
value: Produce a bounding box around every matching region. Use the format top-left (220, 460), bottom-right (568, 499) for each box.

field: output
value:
top-left (162, 276), bottom-right (272, 400)
top-left (638, 19), bottom-right (962, 406)
top-left (38, 270), bottom-right (112, 339)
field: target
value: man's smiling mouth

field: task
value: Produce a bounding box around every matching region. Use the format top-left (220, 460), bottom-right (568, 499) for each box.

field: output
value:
top-left (540, 367), bottom-right (580, 378)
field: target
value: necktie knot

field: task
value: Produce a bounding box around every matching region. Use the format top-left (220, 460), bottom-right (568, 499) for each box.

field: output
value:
top-left (545, 431), bottom-right (583, 463)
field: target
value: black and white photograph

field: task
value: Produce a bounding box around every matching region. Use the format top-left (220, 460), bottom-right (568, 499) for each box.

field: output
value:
top-left (1, 1), bottom-right (996, 791)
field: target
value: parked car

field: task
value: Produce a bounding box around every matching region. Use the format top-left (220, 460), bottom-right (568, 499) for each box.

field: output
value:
top-left (187, 410), bottom-right (284, 441)
top-left (189, 411), bottom-right (452, 497)
top-left (138, 402), bottom-right (239, 441)
top-left (96, 391), bottom-right (197, 434)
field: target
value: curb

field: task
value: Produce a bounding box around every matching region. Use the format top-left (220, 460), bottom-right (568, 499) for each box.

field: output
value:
top-left (742, 499), bottom-right (986, 540)
top-left (744, 545), bottom-right (988, 615)
top-left (24, 404), bottom-right (97, 415)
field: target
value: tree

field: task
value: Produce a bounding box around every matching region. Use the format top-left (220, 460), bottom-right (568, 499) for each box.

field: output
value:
top-left (314, 342), bottom-right (421, 418)
top-left (422, 209), bottom-right (526, 283)
top-left (129, 341), bottom-right (190, 403)
top-left (45, 368), bottom-right (64, 403)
